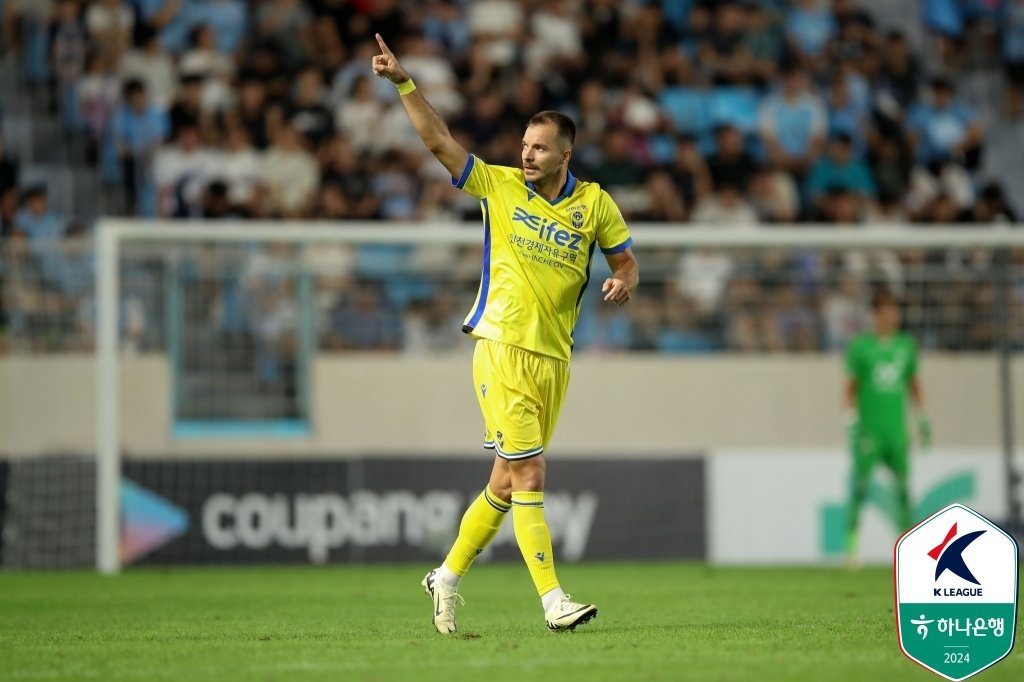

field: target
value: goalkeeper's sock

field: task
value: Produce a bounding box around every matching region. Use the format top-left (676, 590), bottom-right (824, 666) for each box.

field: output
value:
top-left (441, 486), bottom-right (510, 586)
top-left (845, 529), bottom-right (859, 555)
top-left (894, 473), bottom-right (912, 531)
top-left (512, 491), bottom-right (560, 597)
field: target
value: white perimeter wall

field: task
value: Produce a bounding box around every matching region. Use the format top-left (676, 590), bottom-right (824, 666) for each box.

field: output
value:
top-left (0, 353), bottom-right (1015, 457)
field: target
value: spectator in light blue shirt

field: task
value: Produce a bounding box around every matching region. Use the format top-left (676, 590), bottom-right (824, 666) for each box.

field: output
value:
top-left (13, 186), bottom-right (65, 242)
top-left (111, 79), bottom-right (169, 216)
top-left (906, 77), bottom-right (983, 169)
top-left (758, 65), bottom-right (827, 176)
top-left (573, 304), bottom-right (633, 353)
top-left (786, 0), bottom-right (836, 59)
top-left (905, 78), bottom-right (983, 212)
top-left (923, 0), bottom-right (964, 39)
top-left (422, 0), bottom-right (471, 58)
top-left (922, 0), bottom-right (964, 70)
top-left (191, 0), bottom-right (246, 54)
top-left (132, 0), bottom-right (192, 53)
top-left (13, 186), bottom-right (74, 297)
top-left (825, 74), bottom-right (869, 159)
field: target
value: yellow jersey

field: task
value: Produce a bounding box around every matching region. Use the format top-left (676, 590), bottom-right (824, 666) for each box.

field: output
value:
top-left (453, 154), bottom-right (633, 361)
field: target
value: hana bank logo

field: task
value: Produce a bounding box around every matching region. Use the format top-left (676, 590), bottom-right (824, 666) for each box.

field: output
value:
top-left (120, 480), bottom-right (189, 564)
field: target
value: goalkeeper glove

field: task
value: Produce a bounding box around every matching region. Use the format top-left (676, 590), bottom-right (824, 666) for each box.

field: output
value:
top-left (917, 415), bottom-right (932, 452)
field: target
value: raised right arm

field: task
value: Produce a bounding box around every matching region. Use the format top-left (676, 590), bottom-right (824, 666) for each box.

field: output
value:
top-left (372, 33), bottom-right (469, 180)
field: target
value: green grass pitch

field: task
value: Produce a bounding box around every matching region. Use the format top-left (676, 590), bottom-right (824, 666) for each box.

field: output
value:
top-left (1, 562), bottom-right (1020, 682)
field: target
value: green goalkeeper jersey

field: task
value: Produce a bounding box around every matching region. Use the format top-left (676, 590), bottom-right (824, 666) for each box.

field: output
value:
top-left (845, 332), bottom-right (918, 437)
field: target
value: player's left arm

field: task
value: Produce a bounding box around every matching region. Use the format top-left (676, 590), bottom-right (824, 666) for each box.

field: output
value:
top-left (909, 377), bottom-right (924, 411)
top-left (909, 342), bottom-right (931, 449)
top-left (596, 190), bottom-right (637, 306)
top-left (602, 248), bottom-right (638, 306)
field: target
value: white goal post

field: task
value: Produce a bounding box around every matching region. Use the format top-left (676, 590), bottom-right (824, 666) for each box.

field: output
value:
top-left (95, 219), bottom-right (1024, 573)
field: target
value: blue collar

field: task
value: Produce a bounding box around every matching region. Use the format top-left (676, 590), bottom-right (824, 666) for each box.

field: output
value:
top-left (527, 172), bottom-right (576, 205)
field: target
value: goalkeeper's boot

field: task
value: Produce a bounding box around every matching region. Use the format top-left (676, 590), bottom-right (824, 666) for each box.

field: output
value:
top-left (544, 594), bottom-right (597, 632)
top-left (421, 568), bottom-right (463, 634)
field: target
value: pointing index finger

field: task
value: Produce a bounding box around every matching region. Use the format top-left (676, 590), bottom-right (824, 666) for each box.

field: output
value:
top-left (375, 33), bottom-right (394, 56)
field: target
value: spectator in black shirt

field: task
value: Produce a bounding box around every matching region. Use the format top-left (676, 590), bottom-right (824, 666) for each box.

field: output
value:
top-left (707, 123), bottom-right (756, 192)
top-left (232, 75), bottom-right (272, 150)
top-left (0, 130), bottom-right (19, 198)
top-left (321, 136), bottom-right (379, 219)
top-left (287, 66), bottom-right (335, 148)
top-left (878, 30), bottom-right (920, 110)
top-left (168, 72), bottom-right (205, 140)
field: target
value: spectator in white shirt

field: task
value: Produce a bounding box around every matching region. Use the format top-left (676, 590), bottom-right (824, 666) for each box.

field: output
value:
top-left (262, 124), bottom-right (319, 218)
top-left (335, 75), bottom-right (385, 154)
top-left (154, 125), bottom-right (217, 217)
top-left (179, 24), bottom-right (236, 114)
top-left (212, 123), bottom-right (263, 216)
top-left (120, 27), bottom-right (178, 109)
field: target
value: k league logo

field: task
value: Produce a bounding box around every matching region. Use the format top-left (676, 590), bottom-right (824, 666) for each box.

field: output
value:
top-left (930, 523), bottom-right (984, 590)
top-left (895, 504), bottom-right (1018, 681)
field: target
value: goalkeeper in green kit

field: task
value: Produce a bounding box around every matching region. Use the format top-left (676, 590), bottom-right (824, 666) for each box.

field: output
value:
top-left (844, 288), bottom-right (930, 561)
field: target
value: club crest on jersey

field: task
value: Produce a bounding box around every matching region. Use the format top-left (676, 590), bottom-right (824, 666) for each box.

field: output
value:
top-left (570, 210), bottom-right (584, 230)
top-left (511, 207), bottom-right (582, 251)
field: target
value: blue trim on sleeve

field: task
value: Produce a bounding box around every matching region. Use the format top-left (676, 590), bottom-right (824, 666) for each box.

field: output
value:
top-left (452, 154), bottom-right (475, 189)
top-left (464, 198), bottom-right (491, 329)
top-left (601, 237), bottom-right (633, 255)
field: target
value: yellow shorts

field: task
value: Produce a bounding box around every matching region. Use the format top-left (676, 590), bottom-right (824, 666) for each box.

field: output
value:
top-left (472, 338), bottom-right (569, 460)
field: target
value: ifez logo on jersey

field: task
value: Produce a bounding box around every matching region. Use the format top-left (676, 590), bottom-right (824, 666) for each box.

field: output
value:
top-left (511, 207), bottom-right (582, 251)
top-left (895, 503), bottom-right (1018, 681)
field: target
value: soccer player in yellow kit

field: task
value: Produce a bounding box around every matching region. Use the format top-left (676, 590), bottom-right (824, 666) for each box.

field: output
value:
top-left (372, 34), bottom-right (638, 634)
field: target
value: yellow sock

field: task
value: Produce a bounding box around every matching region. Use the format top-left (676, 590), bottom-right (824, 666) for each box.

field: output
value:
top-left (511, 491), bottom-right (560, 596)
top-left (443, 486), bottom-right (510, 576)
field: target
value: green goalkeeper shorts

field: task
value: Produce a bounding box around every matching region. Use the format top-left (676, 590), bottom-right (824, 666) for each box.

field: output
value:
top-left (852, 428), bottom-right (909, 478)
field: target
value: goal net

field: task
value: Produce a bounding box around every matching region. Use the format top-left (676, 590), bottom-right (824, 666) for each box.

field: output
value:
top-left (2, 222), bottom-right (1022, 571)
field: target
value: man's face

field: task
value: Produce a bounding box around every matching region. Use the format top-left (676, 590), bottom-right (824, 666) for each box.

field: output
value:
top-left (875, 301), bottom-right (900, 332)
top-left (830, 139), bottom-right (851, 162)
top-left (521, 122), bottom-right (568, 185)
top-left (718, 127), bottom-right (742, 155)
top-left (28, 195), bottom-right (47, 216)
top-left (932, 86), bottom-right (952, 109)
top-left (782, 71), bottom-right (803, 96)
top-left (129, 90), bottom-right (147, 112)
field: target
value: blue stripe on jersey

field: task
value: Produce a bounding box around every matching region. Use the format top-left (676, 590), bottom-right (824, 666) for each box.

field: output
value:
top-left (570, 240), bottom-right (598, 349)
top-left (601, 236), bottom-right (633, 254)
top-left (452, 154), bottom-right (475, 189)
top-left (465, 198), bottom-right (491, 330)
top-left (575, 240), bottom-right (598, 309)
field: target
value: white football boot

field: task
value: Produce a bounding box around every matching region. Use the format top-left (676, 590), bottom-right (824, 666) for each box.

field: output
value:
top-left (421, 568), bottom-right (464, 634)
top-left (544, 594), bottom-right (597, 632)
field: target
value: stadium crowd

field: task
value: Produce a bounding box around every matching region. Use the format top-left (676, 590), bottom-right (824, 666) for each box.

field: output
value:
top-left (1, 0), bottom-right (1024, 356)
